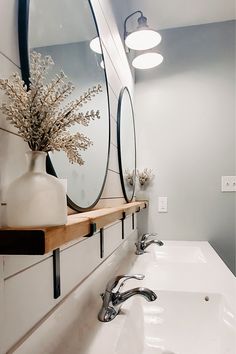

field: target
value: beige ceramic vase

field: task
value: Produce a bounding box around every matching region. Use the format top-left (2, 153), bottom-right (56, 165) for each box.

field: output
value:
top-left (6, 151), bottom-right (67, 227)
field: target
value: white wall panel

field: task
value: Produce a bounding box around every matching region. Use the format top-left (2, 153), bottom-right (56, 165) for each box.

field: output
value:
top-left (60, 234), bottom-right (101, 295)
top-left (101, 170), bottom-right (123, 198)
top-left (3, 254), bottom-right (51, 280)
top-left (0, 0), bottom-right (135, 351)
top-left (104, 221), bottom-right (122, 257)
top-left (108, 84), bottom-right (119, 120)
top-left (3, 257), bottom-right (56, 352)
top-left (102, 45), bottom-right (122, 97)
top-left (9, 231), bottom-right (138, 354)
top-left (0, 130), bottom-right (29, 226)
top-left (98, 0), bottom-right (133, 92)
top-left (108, 143), bottom-right (119, 173)
top-left (95, 197), bottom-right (126, 208)
top-left (124, 214), bottom-right (133, 238)
top-left (110, 117), bottom-right (117, 146)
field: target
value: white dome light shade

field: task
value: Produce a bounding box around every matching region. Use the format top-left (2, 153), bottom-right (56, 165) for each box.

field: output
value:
top-left (89, 37), bottom-right (102, 54)
top-left (132, 52), bottom-right (163, 69)
top-left (125, 29), bottom-right (161, 50)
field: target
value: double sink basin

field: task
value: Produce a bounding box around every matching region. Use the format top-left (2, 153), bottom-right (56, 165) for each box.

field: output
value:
top-left (14, 240), bottom-right (236, 354)
top-left (87, 242), bottom-right (236, 354)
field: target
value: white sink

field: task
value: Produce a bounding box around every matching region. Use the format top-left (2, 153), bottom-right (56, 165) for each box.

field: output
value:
top-left (13, 241), bottom-right (236, 354)
top-left (116, 291), bottom-right (236, 354)
top-left (153, 245), bottom-right (206, 264)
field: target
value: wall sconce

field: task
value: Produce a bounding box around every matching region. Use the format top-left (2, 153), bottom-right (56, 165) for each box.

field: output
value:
top-left (132, 52), bottom-right (163, 69)
top-left (89, 37), bottom-right (105, 70)
top-left (124, 11), bottom-right (163, 69)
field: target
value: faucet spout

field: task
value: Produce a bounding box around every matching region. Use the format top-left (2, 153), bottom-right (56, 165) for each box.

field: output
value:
top-left (113, 287), bottom-right (157, 305)
top-left (135, 233), bottom-right (164, 255)
top-left (145, 239), bottom-right (164, 248)
top-left (98, 274), bottom-right (157, 322)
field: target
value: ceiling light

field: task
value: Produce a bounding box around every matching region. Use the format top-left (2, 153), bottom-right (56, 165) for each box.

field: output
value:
top-left (132, 52), bottom-right (163, 69)
top-left (89, 37), bottom-right (102, 54)
top-left (124, 11), bottom-right (161, 51)
top-left (100, 60), bottom-right (105, 69)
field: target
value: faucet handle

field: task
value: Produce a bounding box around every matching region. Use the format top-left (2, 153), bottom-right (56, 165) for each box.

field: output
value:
top-left (106, 274), bottom-right (145, 293)
top-left (139, 233), bottom-right (158, 242)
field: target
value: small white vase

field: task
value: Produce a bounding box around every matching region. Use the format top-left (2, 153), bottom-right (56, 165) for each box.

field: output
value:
top-left (6, 151), bottom-right (67, 227)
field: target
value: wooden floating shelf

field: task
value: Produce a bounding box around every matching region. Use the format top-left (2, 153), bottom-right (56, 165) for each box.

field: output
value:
top-left (0, 201), bottom-right (147, 255)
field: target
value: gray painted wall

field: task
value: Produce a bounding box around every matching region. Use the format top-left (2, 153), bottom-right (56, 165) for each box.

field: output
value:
top-left (135, 21), bottom-right (235, 273)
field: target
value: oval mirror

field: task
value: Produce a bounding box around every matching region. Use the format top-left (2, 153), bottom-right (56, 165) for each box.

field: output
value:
top-left (18, 0), bottom-right (110, 211)
top-left (117, 87), bottom-right (136, 202)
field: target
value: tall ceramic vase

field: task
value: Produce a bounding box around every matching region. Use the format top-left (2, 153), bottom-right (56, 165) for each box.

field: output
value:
top-left (6, 151), bottom-right (67, 227)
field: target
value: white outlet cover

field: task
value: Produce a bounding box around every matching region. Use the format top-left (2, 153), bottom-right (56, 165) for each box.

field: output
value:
top-left (221, 176), bottom-right (236, 192)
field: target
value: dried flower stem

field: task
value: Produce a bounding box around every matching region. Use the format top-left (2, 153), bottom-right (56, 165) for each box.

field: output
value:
top-left (0, 51), bottom-right (102, 164)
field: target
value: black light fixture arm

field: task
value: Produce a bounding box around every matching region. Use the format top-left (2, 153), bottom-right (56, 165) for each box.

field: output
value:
top-left (124, 10), bottom-right (143, 39)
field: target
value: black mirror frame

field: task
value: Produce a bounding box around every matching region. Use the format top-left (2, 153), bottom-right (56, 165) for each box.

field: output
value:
top-left (117, 87), bottom-right (137, 203)
top-left (18, 0), bottom-right (111, 212)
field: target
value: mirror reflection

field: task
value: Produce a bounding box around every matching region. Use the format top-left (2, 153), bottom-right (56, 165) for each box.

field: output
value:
top-left (117, 87), bottom-right (136, 202)
top-left (28, 0), bottom-right (110, 210)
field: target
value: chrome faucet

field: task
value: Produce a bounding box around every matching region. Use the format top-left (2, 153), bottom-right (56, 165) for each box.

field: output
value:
top-left (98, 274), bottom-right (157, 322)
top-left (135, 233), bottom-right (164, 255)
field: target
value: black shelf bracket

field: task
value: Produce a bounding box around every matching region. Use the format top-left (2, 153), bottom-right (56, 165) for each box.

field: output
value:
top-left (121, 219), bottom-right (125, 239)
top-left (132, 213), bottom-right (135, 230)
top-left (53, 248), bottom-right (61, 299)
top-left (85, 222), bottom-right (97, 237)
top-left (136, 206), bottom-right (141, 213)
top-left (100, 228), bottom-right (104, 258)
top-left (121, 212), bottom-right (126, 239)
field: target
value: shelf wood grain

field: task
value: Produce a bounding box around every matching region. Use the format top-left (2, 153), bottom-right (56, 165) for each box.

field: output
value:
top-left (0, 201), bottom-right (147, 255)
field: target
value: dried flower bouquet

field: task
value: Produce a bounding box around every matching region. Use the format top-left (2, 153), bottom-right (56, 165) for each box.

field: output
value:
top-left (0, 51), bottom-right (102, 164)
top-left (137, 168), bottom-right (154, 186)
top-left (125, 169), bottom-right (136, 186)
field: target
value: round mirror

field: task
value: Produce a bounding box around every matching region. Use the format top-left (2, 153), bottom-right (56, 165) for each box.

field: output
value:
top-left (18, 0), bottom-right (110, 211)
top-left (117, 87), bottom-right (136, 202)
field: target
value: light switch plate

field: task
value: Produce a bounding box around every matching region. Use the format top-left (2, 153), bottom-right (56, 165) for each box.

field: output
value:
top-left (221, 176), bottom-right (236, 192)
top-left (158, 197), bottom-right (168, 212)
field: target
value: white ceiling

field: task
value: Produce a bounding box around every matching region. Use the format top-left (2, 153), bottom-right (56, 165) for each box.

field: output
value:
top-left (111, 0), bottom-right (236, 31)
